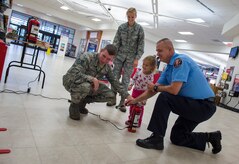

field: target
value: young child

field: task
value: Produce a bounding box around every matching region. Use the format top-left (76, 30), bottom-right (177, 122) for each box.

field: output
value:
top-left (126, 55), bottom-right (157, 127)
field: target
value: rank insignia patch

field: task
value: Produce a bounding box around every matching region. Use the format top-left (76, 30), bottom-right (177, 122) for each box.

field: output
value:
top-left (174, 58), bottom-right (182, 68)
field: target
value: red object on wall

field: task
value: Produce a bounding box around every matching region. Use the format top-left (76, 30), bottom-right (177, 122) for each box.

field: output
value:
top-left (27, 17), bottom-right (40, 43)
top-left (0, 40), bottom-right (7, 81)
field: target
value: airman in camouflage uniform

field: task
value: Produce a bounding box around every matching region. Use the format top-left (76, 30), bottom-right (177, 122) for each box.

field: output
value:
top-left (107, 7), bottom-right (145, 112)
top-left (63, 44), bottom-right (130, 120)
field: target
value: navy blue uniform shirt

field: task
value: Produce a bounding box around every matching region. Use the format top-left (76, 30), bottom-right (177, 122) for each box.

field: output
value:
top-left (158, 53), bottom-right (215, 99)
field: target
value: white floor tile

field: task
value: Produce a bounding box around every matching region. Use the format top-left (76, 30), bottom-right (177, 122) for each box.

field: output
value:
top-left (0, 45), bottom-right (238, 163)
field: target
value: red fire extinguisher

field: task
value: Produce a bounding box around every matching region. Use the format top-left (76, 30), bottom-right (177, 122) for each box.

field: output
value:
top-left (27, 17), bottom-right (40, 44)
top-left (128, 104), bottom-right (142, 133)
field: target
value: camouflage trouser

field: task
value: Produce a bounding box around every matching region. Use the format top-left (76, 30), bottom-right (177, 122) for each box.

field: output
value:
top-left (111, 58), bottom-right (134, 93)
top-left (70, 82), bottom-right (115, 104)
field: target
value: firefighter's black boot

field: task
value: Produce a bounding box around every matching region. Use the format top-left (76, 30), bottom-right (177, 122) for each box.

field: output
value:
top-left (136, 133), bottom-right (164, 150)
top-left (79, 101), bottom-right (88, 114)
top-left (207, 131), bottom-right (222, 154)
top-left (69, 103), bottom-right (80, 120)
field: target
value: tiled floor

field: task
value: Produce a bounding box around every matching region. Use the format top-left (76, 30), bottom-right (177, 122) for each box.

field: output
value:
top-left (0, 44), bottom-right (238, 164)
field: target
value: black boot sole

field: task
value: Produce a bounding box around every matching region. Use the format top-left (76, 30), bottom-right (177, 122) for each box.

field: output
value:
top-left (69, 116), bottom-right (80, 120)
top-left (136, 139), bottom-right (164, 150)
top-left (106, 102), bottom-right (116, 106)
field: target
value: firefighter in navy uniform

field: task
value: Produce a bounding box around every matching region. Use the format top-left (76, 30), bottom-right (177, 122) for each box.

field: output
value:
top-left (126, 38), bottom-right (222, 154)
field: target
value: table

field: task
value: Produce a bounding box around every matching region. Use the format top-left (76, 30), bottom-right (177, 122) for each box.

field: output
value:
top-left (4, 40), bottom-right (49, 88)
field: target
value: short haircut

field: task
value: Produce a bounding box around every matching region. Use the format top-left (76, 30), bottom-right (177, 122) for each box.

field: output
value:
top-left (104, 44), bottom-right (117, 56)
top-left (127, 7), bottom-right (137, 16)
top-left (157, 38), bottom-right (174, 49)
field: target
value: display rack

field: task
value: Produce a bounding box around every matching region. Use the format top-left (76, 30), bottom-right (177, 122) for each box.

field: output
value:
top-left (0, 0), bottom-right (12, 80)
top-left (0, 0), bottom-right (12, 42)
top-left (65, 43), bottom-right (76, 58)
top-left (0, 1), bottom-right (12, 154)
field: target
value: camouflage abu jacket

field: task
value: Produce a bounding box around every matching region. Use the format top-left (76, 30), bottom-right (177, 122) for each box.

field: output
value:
top-left (63, 52), bottom-right (129, 98)
top-left (113, 22), bottom-right (145, 62)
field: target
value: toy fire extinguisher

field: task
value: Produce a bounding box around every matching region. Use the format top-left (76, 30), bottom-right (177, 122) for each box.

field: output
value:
top-left (27, 17), bottom-right (40, 44)
top-left (128, 104), bottom-right (142, 133)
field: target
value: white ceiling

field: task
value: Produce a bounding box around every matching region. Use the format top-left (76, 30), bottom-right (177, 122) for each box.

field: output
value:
top-left (12, 0), bottom-right (239, 68)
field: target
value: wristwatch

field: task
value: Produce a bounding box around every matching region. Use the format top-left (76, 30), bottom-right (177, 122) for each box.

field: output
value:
top-left (153, 85), bottom-right (158, 92)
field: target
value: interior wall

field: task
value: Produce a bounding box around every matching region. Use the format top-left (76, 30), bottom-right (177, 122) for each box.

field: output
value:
top-left (100, 30), bottom-right (115, 42)
top-left (221, 35), bottom-right (239, 107)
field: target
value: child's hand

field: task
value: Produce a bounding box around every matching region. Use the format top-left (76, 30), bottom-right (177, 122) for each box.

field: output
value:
top-left (128, 85), bottom-right (133, 91)
top-left (141, 100), bottom-right (146, 105)
top-left (125, 96), bottom-right (136, 106)
top-left (138, 100), bottom-right (146, 106)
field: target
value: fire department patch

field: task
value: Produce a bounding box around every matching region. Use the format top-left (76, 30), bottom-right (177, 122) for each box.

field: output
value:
top-left (173, 58), bottom-right (182, 68)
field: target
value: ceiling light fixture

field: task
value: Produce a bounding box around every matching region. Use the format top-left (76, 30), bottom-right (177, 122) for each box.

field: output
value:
top-left (178, 32), bottom-right (194, 35)
top-left (60, 6), bottom-right (69, 10)
top-left (92, 18), bottom-right (101, 22)
top-left (187, 18), bottom-right (205, 23)
top-left (175, 40), bottom-right (187, 43)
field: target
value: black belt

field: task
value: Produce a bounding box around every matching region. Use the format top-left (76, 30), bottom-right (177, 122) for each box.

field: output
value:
top-left (204, 97), bottom-right (215, 103)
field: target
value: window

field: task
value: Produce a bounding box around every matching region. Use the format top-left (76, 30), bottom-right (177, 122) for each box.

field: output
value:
top-left (9, 10), bottom-right (75, 44)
